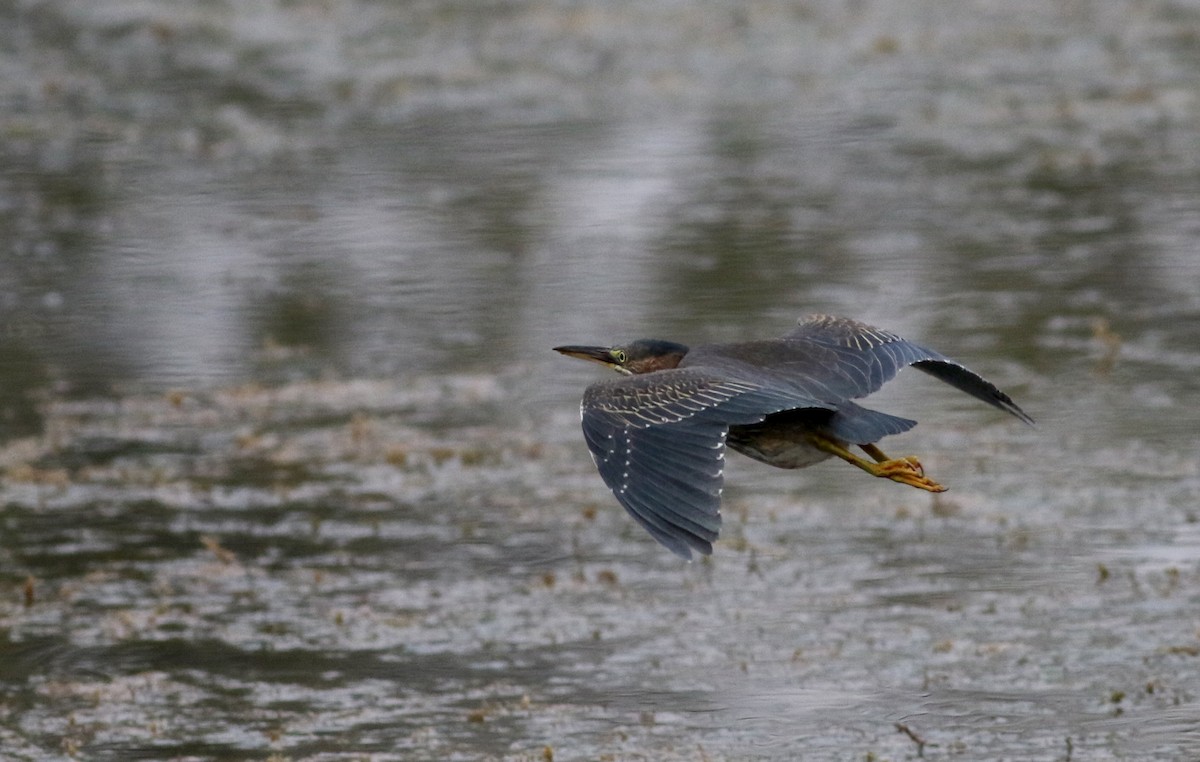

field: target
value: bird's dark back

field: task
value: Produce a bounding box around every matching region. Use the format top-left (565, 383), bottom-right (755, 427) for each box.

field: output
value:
top-left (681, 339), bottom-right (850, 395)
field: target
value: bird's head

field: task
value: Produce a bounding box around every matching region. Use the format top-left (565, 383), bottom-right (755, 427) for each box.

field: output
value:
top-left (554, 339), bottom-right (689, 375)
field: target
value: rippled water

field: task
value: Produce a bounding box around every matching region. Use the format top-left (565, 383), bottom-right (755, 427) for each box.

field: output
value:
top-left (2, 1), bottom-right (1200, 760)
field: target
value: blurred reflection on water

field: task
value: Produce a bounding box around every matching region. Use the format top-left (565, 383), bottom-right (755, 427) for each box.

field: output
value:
top-left (2, 1), bottom-right (1200, 760)
top-left (4, 2), bottom-right (1198, 412)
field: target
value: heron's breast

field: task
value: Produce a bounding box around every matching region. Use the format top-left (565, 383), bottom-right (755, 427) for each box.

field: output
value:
top-left (726, 421), bottom-right (835, 469)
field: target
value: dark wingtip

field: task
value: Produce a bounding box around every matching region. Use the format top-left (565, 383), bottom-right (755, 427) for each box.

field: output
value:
top-left (911, 360), bottom-right (1035, 427)
top-left (1013, 406), bottom-right (1036, 427)
top-left (668, 539), bottom-right (712, 561)
top-left (995, 391), bottom-right (1035, 426)
top-left (646, 527), bottom-right (711, 560)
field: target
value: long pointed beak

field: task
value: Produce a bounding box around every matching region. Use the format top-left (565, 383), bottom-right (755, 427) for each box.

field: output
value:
top-left (553, 345), bottom-right (614, 366)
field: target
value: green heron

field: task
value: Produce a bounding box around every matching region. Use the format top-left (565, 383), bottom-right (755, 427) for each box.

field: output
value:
top-left (555, 314), bottom-right (1033, 559)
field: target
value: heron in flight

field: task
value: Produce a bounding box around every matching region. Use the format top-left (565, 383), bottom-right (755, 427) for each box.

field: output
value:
top-left (555, 315), bottom-right (1033, 559)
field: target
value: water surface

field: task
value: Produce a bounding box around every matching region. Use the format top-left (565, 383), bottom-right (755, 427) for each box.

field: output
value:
top-left (2, 1), bottom-right (1199, 760)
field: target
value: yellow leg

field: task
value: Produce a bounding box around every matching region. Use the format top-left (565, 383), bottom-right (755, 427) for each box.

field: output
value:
top-left (806, 435), bottom-right (946, 493)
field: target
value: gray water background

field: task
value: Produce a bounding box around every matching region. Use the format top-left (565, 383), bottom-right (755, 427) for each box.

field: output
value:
top-left (2, 1), bottom-right (1200, 759)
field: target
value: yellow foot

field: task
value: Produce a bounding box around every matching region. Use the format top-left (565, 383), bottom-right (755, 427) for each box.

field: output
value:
top-left (871, 456), bottom-right (946, 493)
top-left (805, 435), bottom-right (948, 493)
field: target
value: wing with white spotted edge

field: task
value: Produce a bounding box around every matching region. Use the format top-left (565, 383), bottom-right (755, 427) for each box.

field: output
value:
top-left (579, 369), bottom-right (830, 559)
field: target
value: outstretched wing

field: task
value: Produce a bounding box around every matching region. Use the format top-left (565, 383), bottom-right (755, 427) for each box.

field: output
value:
top-left (579, 369), bottom-right (830, 559)
top-left (780, 315), bottom-right (1034, 424)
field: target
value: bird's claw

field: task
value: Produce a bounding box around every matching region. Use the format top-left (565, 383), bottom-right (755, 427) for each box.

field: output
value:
top-left (876, 457), bottom-right (946, 493)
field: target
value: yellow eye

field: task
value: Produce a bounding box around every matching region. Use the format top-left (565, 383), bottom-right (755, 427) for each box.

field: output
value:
top-left (611, 349), bottom-right (627, 364)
